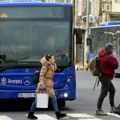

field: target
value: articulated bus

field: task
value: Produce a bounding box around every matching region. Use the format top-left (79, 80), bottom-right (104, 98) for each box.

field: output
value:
top-left (0, 1), bottom-right (76, 106)
top-left (90, 21), bottom-right (120, 76)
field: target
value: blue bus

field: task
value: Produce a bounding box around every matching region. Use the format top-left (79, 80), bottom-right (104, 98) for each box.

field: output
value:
top-left (90, 21), bottom-right (120, 76)
top-left (0, 1), bottom-right (76, 106)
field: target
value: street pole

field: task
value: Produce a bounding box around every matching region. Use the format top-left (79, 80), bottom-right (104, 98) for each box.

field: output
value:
top-left (73, 0), bottom-right (76, 65)
top-left (86, 0), bottom-right (89, 40)
top-left (84, 0), bottom-right (90, 68)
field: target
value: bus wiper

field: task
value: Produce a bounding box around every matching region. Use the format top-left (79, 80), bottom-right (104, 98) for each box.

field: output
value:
top-left (6, 58), bottom-right (30, 63)
top-left (5, 57), bottom-right (30, 63)
top-left (56, 50), bottom-right (66, 57)
top-left (18, 59), bottom-right (39, 63)
top-left (0, 63), bottom-right (17, 72)
top-left (0, 62), bottom-right (41, 72)
top-left (6, 59), bottom-right (19, 63)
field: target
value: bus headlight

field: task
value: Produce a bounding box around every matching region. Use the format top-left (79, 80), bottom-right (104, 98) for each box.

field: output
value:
top-left (64, 93), bottom-right (68, 98)
top-left (60, 93), bottom-right (68, 98)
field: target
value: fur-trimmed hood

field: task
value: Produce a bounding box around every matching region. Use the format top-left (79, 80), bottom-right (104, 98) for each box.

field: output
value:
top-left (40, 57), bottom-right (57, 71)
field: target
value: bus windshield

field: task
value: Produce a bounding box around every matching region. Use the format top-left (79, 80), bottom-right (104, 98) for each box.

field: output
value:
top-left (0, 5), bottom-right (72, 67)
top-left (91, 26), bottom-right (120, 54)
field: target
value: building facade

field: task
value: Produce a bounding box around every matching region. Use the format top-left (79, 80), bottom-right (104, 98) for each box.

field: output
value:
top-left (91, 0), bottom-right (120, 24)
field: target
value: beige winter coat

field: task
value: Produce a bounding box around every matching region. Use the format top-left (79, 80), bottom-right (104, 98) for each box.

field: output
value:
top-left (36, 62), bottom-right (56, 97)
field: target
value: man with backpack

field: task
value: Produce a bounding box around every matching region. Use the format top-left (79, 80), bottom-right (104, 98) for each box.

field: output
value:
top-left (96, 43), bottom-right (118, 116)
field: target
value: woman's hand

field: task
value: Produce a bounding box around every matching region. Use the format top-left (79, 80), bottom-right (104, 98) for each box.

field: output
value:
top-left (38, 81), bottom-right (46, 90)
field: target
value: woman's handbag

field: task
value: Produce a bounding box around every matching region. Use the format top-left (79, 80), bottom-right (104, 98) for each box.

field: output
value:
top-left (36, 93), bottom-right (49, 108)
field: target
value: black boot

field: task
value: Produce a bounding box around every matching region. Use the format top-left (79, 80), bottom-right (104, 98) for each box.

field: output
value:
top-left (27, 112), bottom-right (38, 119)
top-left (55, 112), bottom-right (67, 119)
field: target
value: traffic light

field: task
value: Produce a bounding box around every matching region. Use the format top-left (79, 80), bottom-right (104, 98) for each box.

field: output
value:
top-left (76, 34), bottom-right (82, 44)
top-left (74, 28), bottom-right (82, 44)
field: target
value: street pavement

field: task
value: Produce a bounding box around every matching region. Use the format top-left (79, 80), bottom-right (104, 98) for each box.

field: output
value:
top-left (0, 70), bottom-right (120, 120)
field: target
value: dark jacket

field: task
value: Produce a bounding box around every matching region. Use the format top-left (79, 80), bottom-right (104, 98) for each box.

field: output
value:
top-left (99, 49), bottom-right (118, 79)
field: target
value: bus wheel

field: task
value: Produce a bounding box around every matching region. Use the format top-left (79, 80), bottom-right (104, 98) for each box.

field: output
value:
top-left (48, 98), bottom-right (66, 109)
top-left (57, 99), bottom-right (66, 107)
top-left (115, 73), bottom-right (120, 78)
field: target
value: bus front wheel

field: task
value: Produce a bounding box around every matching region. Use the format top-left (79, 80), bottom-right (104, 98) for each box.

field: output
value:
top-left (57, 99), bottom-right (66, 107)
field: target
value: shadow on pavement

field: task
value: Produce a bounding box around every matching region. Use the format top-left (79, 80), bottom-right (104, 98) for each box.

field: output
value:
top-left (0, 98), bottom-right (70, 112)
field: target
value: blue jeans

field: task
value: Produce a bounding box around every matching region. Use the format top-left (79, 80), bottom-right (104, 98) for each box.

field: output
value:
top-left (29, 94), bottom-right (59, 113)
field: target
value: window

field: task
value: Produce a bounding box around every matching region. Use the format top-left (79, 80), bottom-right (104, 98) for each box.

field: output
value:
top-left (68, 0), bottom-right (73, 3)
top-left (77, 0), bottom-right (82, 16)
top-left (89, 0), bottom-right (92, 14)
top-left (0, 7), bottom-right (64, 19)
top-left (0, 21), bottom-right (71, 66)
top-left (114, 0), bottom-right (120, 2)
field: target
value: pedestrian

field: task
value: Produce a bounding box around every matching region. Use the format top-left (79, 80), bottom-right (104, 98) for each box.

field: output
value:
top-left (85, 61), bottom-right (89, 71)
top-left (27, 54), bottom-right (68, 119)
top-left (96, 43), bottom-right (118, 116)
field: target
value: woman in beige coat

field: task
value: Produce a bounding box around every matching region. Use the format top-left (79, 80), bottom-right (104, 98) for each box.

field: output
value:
top-left (27, 54), bottom-right (67, 119)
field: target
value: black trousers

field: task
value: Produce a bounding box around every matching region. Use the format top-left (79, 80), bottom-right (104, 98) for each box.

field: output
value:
top-left (97, 76), bottom-right (115, 109)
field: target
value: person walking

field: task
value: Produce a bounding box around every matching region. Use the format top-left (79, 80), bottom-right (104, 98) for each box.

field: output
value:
top-left (96, 43), bottom-right (119, 116)
top-left (27, 54), bottom-right (67, 119)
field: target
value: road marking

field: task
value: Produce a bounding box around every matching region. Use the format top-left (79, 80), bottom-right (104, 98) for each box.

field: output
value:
top-left (79, 119), bottom-right (102, 120)
top-left (0, 115), bottom-right (12, 120)
top-left (2, 113), bottom-right (120, 120)
top-left (36, 114), bottom-right (57, 120)
top-left (107, 113), bottom-right (120, 118)
top-left (67, 113), bottom-right (102, 120)
top-left (34, 113), bottom-right (103, 120)
top-left (5, 113), bottom-right (120, 120)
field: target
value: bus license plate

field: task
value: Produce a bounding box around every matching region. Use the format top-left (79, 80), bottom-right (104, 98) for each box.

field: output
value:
top-left (18, 93), bottom-right (35, 98)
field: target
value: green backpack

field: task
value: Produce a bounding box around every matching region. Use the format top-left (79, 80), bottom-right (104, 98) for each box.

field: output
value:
top-left (89, 56), bottom-right (100, 76)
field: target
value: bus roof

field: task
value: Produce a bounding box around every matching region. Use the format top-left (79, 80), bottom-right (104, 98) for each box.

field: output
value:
top-left (99, 21), bottom-right (120, 26)
top-left (91, 21), bottom-right (120, 29)
top-left (0, 0), bottom-right (72, 7)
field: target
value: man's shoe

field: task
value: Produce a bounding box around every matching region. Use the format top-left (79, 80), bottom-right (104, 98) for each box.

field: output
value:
top-left (27, 112), bottom-right (38, 119)
top-left (114, 105), bottom-right (120, 115)
top-left (95, 109), bottom-right (107, 116)
top-left (55, 112), bottom-right (69, 119)
top-left (110, 106), bottom-right (116, 113)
